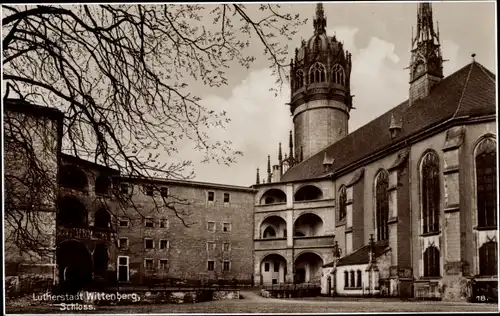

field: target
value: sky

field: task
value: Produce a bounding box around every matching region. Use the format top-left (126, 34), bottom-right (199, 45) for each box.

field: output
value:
top-left (169, 1), bottom-right (497, 187)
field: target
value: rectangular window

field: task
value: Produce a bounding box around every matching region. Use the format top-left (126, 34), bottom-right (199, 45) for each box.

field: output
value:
top-left (144, 238), bottom-right (154, 249)
top-left (119, 218), bottom-right (129, 227)
top-left (223, 242), bottom-right (230, 251)
top-left (207, 221), bottom-right (216, 232)
top-left (159, 218), bottom-right (169, 228)
top-left (223, 222), bottom-right (231, 232)
top-left (118, 256), bottom-right (128, 266)
top-left (207, 191), bottom-right (215, 202)
top-left (118, 237), bottom-right (129, 250)
top-left (145, 259), bottom-right (154, 270)
top-left (160, 239), bottom-right (169, 250)
top-left (145, 218), bottom-right (154, 228)
top-left (144, 185), bottom-right (154, 196)
top-left (207, 241), bottom-right (216, 251)
top-left (159, 259), bottom-right (168, 271)
top-left (120, 183), bottom-right (129, 195)
top-left (274, 262), bottom-right (279, 272)
top-left (207, 260), bottom-right (215, 271)
top-left (264, 263), bottom-right (270, 272)
top-left (223, 261), bottom-right (230, 271)
top-left (223, 193), bottom-right (230, 203)
top-left (160, 187), bottom-right (169, 198)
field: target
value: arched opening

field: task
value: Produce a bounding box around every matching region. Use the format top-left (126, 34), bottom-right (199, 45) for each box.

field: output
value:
top-left (420, 151), bottom-right (440, 234)
top-left (338, 186), bottom-right (347, 221)
top-left (423, 245), bottom-right (440, 277)
top-left (294, 252), bottom-right (323, 284)
top-left (375, 170), bottom-right (389, 241)
top-left (294, 231), bottom-right (305, 237)
top-left (93, 243), bottom-right (109, 278)
top-left (59, 165), bottom-right (88, 191)
top-left (475, 138), bottom-right (497, 228)
top-left (332, 64), bottom-right (346, 85)
top-left (294, 185), bottom-right (323, 202)
top-left (294, 213), bottom-right (323, 237)
top-left (260, 216), bottom-right (287, 239)
top-left (260, 189), bottom-right (287, 205)
top-left (94, 208), bottom-right (111, 230)
top-left (479, 241), bottom-right (497, 276)
top-left (95, 175), bottom-right (111, 195)
top-left (57, 241), bottom-right (92, 293)
top-left (260, 254), bottom-right (287, 285)
top-left (57, 196), bottom-right (88, 228)
top-left (309, 62), bottom-right (326, 84)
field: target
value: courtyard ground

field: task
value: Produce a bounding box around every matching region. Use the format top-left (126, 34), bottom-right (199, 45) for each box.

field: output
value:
top-left (6, 290), bottom-right (498, 314)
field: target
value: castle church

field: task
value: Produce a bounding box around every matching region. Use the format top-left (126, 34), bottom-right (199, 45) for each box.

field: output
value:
top-left (253, 3), bottom-right (497, 299)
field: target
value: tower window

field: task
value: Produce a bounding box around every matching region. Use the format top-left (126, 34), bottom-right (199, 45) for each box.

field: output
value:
top-left (309, 62), bottom-right (326, 84)
top-left (420, 151), bottom-right (440, 234)
top-left (475, 138), bottom-right (497, 228)
top-left (295, 70), bottom-right (304, 90)
top-left (332, 64), bottom-right (346, 86)
top-left (375, 170), bottom-right (389, 241)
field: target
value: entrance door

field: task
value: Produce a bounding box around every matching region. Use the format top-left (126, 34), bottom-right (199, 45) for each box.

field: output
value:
top-left (296, 268), bottom-right (306, 284)
top-left (117, 256), bottom-right (129, 282)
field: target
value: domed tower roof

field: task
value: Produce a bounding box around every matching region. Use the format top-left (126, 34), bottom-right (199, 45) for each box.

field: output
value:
top-left (290, 3), bottom-right (353, 112)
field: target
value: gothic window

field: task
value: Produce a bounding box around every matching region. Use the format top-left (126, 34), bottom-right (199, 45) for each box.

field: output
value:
top-left (338, 186), bottom-right (347, 221)
top-left (479, 241), bottom-right (498, 276)
top-left (423, 245), bottom-right (440, 277)
top-left (350, 270), bottom-right (355, 287)
top-left (356, 270), bottom-right (362, 288)
top-left (332, 64), bottom-right (346, 85)
top-left (420, 151), bottom-right (440, 234)
top-left (375, 170), bottom-right (389, 241)
top-left (344, 271), bottom-right (348, 288)
top-left (309, 62), bottom-right (326, 84)
top-left (295, 70), bottom-right (304, 90)
top-left (475, 138), bottom-right (497, 228)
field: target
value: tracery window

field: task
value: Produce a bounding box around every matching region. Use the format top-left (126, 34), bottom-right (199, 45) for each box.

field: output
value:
top-left (332, 64), bottom-right (346, 85)
top-left (475, 138), bottom-right (497, 228)
top-left (375, 170), bottom-right (389, 241)
top-left (423, 245), bottom-right (440, 277)
top-left (479, 241), bottom-right (498, 276)
top-left (309, 62), bottom-right (326, 84)
top-left (421, 151), bottom-right (440, 234)
top-left (338, 186), bottom-right (347, 221)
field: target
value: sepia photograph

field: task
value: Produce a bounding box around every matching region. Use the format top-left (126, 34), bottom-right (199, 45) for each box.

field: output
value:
top-left (2, 1), bottom-right (498, 314)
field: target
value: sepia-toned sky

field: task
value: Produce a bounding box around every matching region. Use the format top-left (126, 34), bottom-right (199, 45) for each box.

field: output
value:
top-left (170, 1), bottom-right (497, 187)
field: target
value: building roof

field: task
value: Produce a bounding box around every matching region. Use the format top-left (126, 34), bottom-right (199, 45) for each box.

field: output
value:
top-left (3, 98), bottom-right (64, 121)
top-left (282, 62), bottom-right (496, 182)
top-left (327, 240), bottom-right (389, 268)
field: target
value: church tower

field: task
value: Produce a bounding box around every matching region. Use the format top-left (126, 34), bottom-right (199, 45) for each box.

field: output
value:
top-left (289, 3), bottom-right (353, 161)
top-left (409, 2), bottom-right (443, 103)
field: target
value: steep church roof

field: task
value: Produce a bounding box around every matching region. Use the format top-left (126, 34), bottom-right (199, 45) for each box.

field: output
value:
top-left (281, 61), bottom-right (496, 182)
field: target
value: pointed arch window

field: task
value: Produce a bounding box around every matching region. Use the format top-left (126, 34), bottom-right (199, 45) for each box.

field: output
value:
top-left (338, 186), bottom-right (347, 222)
top-left (295, 70), bottom-right (304, 90)
top-left (423, 245), bottom-right (440, 277)
top-left (479, 240), bottom-right (498, 276)
top-left (375, 170), bottom-right (389, 241)
top-left (475, 138), bottom-right (497, 228)
top-left (309, 62), bottom-right (326, 84)
top-left (349, 270), bottom-right (355, 287)
top-left (421, 151), bottom-right (440, 234)
top-left (356, 270), bottom-right (362, 288)
top-left (344, 271), bottom-right (348, 288)
top-left (332, 64), bottom-right (346, 86)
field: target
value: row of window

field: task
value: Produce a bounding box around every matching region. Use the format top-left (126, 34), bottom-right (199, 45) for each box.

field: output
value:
top-left (207, 221), bottom-right (232, 233)
top-left (207, 241), bottom-right (231, 252)
top-left (344, 270), bottom-right (362, 289)
top-left (337, 138), bottom-right (497, 243)
top-left (118, 258), bottom-right (232, 273)
top-left (119, 218), bottom-right (169, 228)
top-left (208, 260), bottom-right (231, 271)
top-left (144, 258), bottom-right (169, 271)
top-left (118, 238), bottom-right (170, 250)
top-left (263, 262), bottom-right (280, 273)
top-left (293, 63), bottom-right (346, 90)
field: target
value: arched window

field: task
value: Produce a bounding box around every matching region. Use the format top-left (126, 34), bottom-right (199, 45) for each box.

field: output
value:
top-left (95, 175), bottom-right (111, 195)
top-left (375, 170), bottom-right (389, 241)
top-left (263, 226), bottom-right (276, 238)
top-left (338, 186), bottom-right (347, 221)
top-left (344, 271), bottom-right (348, 288)
top-left (309, 62), bottom-right (326, 84)
top-left (59, 165), bottom-right (88, 191)
top-left (421, 151), bottom-right (440, 234)
top-left (94, 208), bottom-right (111, 229)
top-left (475, 138), bottom-right (497, 228)
top-left (350, 270), bottom-right (355, 287)
top-left (332, 64), bottom-right (346, 85)
top-left (356, 270), bottom-right (362, 288)
top-left (479, 241), bottom-right (497, 276)
top-left (295, 70), bottom-right (304, 90)
top-left (423, 245), bottom-right (440, 277)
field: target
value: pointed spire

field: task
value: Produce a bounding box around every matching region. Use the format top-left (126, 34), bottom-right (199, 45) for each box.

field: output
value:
top-left (289, 130), bottom-right (294, 165)
top-left (278, 143), bottom-right (283, 163)
top-left (413, 2), bottom-right (439, 47)
top-left (313, 3), bottom-right (327, 35)
top-left (267, 155), bottom-right (272, 183)
top-left (256, 168), bottom-right (260, 185)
